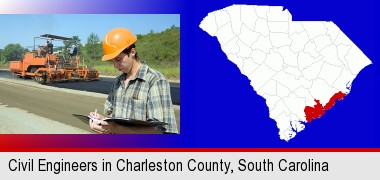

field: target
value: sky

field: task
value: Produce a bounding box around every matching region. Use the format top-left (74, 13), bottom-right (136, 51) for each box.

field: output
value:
top-left (0, 14), bottom-right (180, 50)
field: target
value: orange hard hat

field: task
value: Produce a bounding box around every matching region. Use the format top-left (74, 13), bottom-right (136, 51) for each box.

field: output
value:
top-left (102, 27), bottom-right (137, 61)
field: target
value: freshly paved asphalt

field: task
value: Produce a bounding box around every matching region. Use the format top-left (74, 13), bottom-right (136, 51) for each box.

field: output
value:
top-left (0, 70), bottom-right (180, 105)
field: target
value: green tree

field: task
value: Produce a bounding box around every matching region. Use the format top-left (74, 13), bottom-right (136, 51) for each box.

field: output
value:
top-left (0, 49), bottom-right (3, 62)
top-left (170, 24), bottom-right (179, 29)
top-left (83, 32), bottom-right (102, 65)
top-left (136, 27), bottom-right (179, 67)
top-left (2, 44), bottom-right (28, 62)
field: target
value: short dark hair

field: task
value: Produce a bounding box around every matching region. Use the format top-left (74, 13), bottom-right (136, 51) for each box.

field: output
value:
top-left (122, 44), bottom-right (139, 60)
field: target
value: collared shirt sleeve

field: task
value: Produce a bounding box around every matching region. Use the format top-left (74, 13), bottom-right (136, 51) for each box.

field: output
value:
top-left (104, 82), bottom-right (116, 116)
top-left (147, 79), bottom-right (178, 133)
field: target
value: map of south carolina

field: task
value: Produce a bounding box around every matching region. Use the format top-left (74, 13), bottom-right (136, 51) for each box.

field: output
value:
top-left (199, 5), bottom-right (372, 141)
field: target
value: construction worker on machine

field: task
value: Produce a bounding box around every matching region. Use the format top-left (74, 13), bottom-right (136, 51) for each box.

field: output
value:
top-left (37, 46), bottom-right (43, 57)
top-left (42, 40), bottom-right (53, 55)
top-left (88, 27), bottom-right (178, 134)
top-left (69, 43), bottom-right (78, 60)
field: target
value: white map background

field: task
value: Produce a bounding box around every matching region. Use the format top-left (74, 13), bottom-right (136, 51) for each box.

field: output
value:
top-left (200, 5), bottom-right (372, 141)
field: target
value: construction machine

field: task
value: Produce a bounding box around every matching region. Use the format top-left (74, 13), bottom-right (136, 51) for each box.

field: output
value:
top-left (9, 34), bottom-right (99, 84)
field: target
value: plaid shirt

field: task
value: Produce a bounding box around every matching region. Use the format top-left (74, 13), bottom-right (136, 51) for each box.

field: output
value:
top-left (104, 63), bottom-right (178, 133)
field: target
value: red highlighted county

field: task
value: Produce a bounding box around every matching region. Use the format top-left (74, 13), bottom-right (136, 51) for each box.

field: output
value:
top-left (304, 91), bottom-right (346, 122)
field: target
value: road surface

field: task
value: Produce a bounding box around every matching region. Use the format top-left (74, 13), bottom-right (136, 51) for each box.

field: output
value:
top-left (0, 69), bottom-right (180, 105)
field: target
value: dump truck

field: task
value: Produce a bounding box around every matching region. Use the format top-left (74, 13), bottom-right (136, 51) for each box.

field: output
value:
top-left (9, 34), bottom-right (99, 84)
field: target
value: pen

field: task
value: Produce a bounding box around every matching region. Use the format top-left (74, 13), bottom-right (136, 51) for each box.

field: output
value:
top-left (93, 109), bottom-right (102, 125)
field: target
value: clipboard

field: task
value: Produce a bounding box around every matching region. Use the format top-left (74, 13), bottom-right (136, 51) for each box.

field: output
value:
top-left (72, 114), bottom-right (167, 127)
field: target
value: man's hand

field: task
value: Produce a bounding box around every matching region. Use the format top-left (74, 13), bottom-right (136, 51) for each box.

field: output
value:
top-left (88, 112), bottom-right (113, 134)
top-left (89, 111), bottom-right (104, 120)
